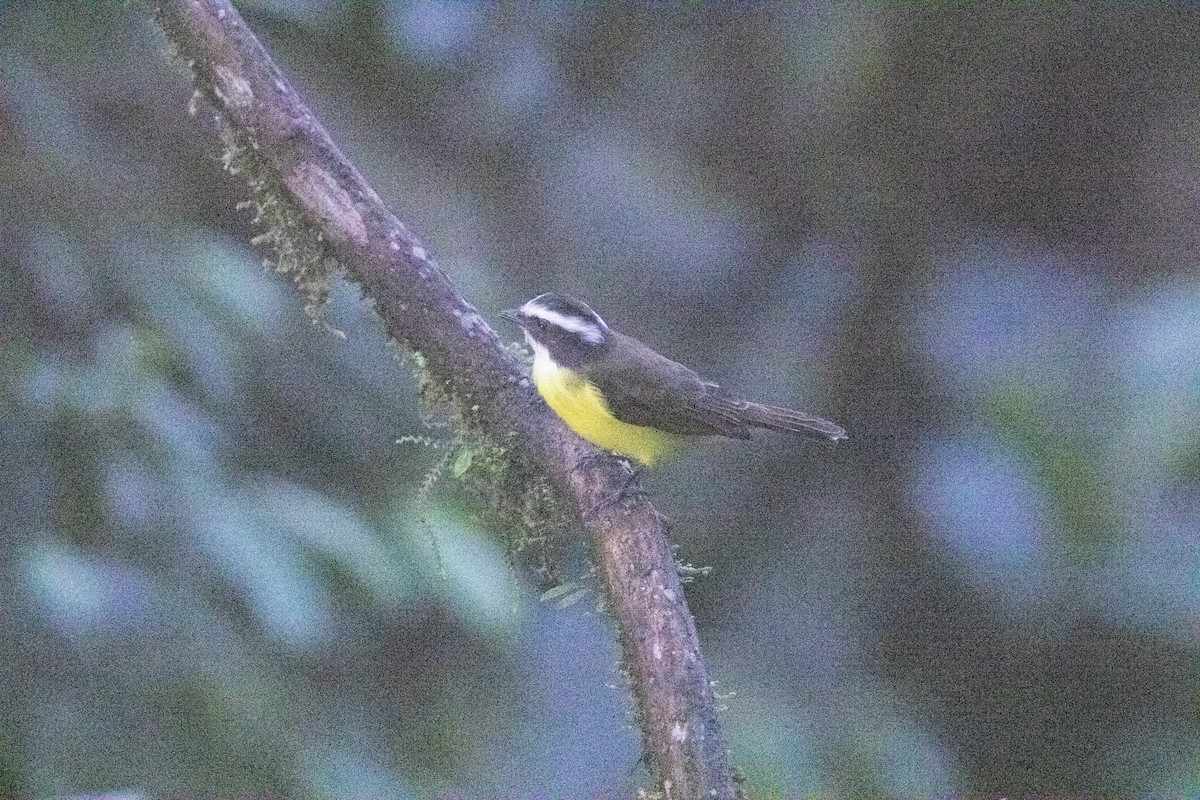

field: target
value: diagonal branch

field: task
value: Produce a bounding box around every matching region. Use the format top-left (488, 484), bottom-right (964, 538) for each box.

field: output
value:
top-left (147, 1), bottom-right (737, 796)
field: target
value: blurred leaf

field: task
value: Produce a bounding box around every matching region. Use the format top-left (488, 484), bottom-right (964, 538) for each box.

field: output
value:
top-left (399, 509), bottom-right (523, 638)
top-left (186, 485), bottom-right (334, 652)
top-left (540, 581), bottom-right (588, 608)
top-left (451, 448), bottom-right (473, 478)
top-left (250, 479), bottom-right (419, 613)
top-left (24, 538), bottom-right (163, 638)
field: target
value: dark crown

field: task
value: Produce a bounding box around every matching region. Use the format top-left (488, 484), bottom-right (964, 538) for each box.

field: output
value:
top-left (517, 293), bottom-right (610, 345)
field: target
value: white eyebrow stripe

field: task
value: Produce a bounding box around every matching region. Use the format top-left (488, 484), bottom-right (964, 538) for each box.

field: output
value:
top-left (522, 303), bottom-right (607, 344)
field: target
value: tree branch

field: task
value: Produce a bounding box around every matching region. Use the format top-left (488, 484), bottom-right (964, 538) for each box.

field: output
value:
top-left (146, 1), bottom-right (738, 797)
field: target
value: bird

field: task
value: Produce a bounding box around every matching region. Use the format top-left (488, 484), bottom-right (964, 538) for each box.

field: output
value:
top-left (501, 293), bottom-right (847, 467)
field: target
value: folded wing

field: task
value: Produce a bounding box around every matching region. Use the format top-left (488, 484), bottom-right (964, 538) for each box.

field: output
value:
top-left (584, 331), bottom-right (847, 442)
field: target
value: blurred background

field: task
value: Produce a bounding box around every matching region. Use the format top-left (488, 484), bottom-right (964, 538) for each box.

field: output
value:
top-left (3, 3), bottom-right (1199, 796)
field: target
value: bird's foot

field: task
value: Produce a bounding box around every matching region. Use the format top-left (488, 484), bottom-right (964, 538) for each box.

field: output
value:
top-left (582, 463), bottom-right (643, 521)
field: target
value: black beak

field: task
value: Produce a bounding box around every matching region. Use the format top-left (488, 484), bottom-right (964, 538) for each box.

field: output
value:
top-left (499, 309), bottom-right (523, 326)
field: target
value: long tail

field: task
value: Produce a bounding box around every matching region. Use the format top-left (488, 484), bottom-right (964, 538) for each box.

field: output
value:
top-left (735, 401), bottom-right (848, 442)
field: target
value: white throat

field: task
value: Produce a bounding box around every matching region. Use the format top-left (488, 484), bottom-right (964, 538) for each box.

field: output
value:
top-left (525, 332), bottom-right (553, 369)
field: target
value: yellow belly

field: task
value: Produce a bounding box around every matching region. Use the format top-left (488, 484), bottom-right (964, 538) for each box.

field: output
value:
top-left (532, 358), bottom-right (678, 467)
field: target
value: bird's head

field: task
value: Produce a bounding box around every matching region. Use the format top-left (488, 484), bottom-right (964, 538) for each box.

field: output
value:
top-left (501, 293), bottom-right (611, 367)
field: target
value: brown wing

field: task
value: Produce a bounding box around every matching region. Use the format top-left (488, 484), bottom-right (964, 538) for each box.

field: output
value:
top-left (582, 331), bottom-right (848, 442)
top-left (579, 332), bottom-right (752, 438)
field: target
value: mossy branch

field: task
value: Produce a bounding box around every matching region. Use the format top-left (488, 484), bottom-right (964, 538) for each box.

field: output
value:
top-left (147, 1), bottom-right (738, 796)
